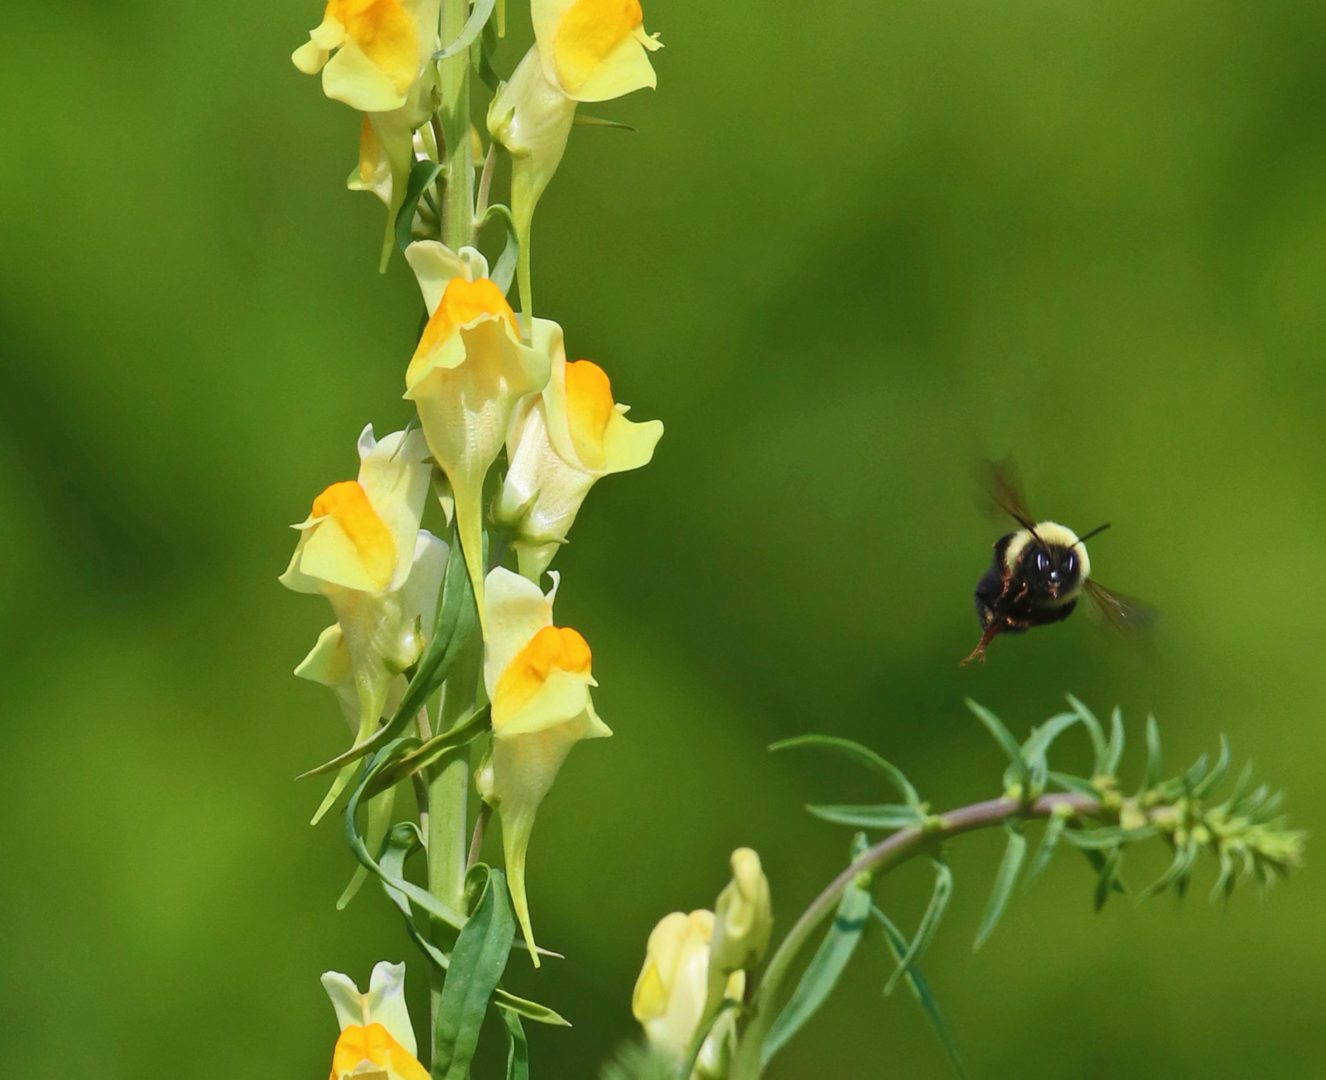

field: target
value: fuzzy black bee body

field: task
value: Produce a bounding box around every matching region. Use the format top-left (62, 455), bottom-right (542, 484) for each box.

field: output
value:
top-left (962, 461), bottom-right (1148, 665)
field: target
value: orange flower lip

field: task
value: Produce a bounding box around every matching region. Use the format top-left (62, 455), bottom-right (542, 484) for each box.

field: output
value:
top-left (331, 1022), bottom-right (428, 1080)
top-left (564, 358), bottom-right (615, 464)
top-left (325, 0), bottom-right (421, 95)
top-left (311, 479), bottom-right (396, 590)
top-left (493, 624), bottom-right (593, 721)
top-left (410, 277), bottom-right (519, 368)
top-left (553, 0), bottom-right (644, 92)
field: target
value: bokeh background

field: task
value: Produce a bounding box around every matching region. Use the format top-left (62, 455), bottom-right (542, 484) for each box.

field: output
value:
top-left (4, 0), bottom-right (1325, 1076)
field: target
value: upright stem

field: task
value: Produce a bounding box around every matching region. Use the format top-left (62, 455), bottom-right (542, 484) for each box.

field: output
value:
top-left (729, 792), bottom-right (1103, 1080)
top-left (429, 2), bottom-right (476, 1074)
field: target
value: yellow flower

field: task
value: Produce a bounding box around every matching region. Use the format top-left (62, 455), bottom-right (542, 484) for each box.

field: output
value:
top-left (280, 426), bottom-right (445, 819)
top-left (403, 279), bottom-right (551, 630)
top-left (292, 0), bottom-right (441, 113)
top-left (496, 326), bottom-right (662, 578)
top-left (475, 567), bottom-right (610, 964)
top-left (323, 961), bottom-right (428, 1080)
top-left (632, 911), bottom-right (744, 1078)
top-left (487, 0), bottom-right (660, 310)
top-left (293, 0), bottom-right (442, 266)
top-left (532, 0), bottom-right (661, 103)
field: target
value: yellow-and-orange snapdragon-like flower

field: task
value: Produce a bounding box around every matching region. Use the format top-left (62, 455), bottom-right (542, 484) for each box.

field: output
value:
top-left (403, 277), bottom-right (551, 628)
top-left (474, 567), bottom-right (610, 964)
top-left (280, 426), bottom-right (445, 818)
top-left (632, 910), bottom-right (744, 1078)
top-left (292, 0), bottom-right (443, 264)
top-left (496, 323), bottom-right (662, 578)
top-left (323, 961), bottom-right (428, 1080)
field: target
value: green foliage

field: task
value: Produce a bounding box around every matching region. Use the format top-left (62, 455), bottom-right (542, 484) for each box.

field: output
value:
top-left (598, 1042), bottom-right (682, 1080)
top-left (761, 835), bottom-right (874, 1068)
top-left (765, 695), bottom-right (1304, 1074)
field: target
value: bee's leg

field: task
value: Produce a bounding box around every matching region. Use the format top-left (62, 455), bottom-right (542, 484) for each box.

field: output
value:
top-left (960, 620), bottom-right (1003, 666)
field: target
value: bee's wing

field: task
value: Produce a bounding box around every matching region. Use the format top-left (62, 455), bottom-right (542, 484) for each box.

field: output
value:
top-left (980, 458), bottom-right (1038, 532)
top-left (1083, 578), bottom-right (1157, 636)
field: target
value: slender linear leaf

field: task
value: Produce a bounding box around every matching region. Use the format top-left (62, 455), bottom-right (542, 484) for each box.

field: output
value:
top-left (973, 823), bottom-right (1027, 950)
top-left (433, 0), bottom-right (497, 59)
top-left (363, 704), bottom-right (491, 797)
top-left (761, 860), bottom-right (873, 1065)
top-left (681, 1000), bottom-right (740, 1080)
top-left (770, 734), bottom-right (922, 808)
top-left (395, 159), bottom-right (444, 254)
top-left (345, 742), bottom-right (468, 930)
top-left (1078, 846), bottom-right (1128, 901)
top-left (1103, 707), bottom-right (1126, 776)
top-left (1142, 714), bottom-right (1162, 792)
top-left (1193, 735), bottom-right (1231, 798)
top-left (965, 700), bottom-right (1029, 790)
top-left (573, 114), bottom-right (638, 131)
top-left (501, 1009), bottom-right (529, 1080)
top-left (1046, 770), bottom-right (1098, 796)
top-left (872, 907), bottom-right (966, 1078)
top-left (300, 531), bottom-right (478, 778)
top-left (1022, 712), bottom-right (1083, 794)
top-left (1064, 694), bottom-right (1107, 772)
top-left (1025, 810), bottom-right (1067, 886)
top-left (434, 869), bottom-right (518, 1080)
top-left (806, 803), bottom-right (925, 830)
top-left (1093, 847), bottom-right (1124, 911)
top-left (375, 826), bottom-right (567, 1024)
top-left (1137, 843), bottom-right (1198, 902)
top-left (885, 859), bottom-right (952, 994)
top-left (1061, 825), bottom-right (1158, 849)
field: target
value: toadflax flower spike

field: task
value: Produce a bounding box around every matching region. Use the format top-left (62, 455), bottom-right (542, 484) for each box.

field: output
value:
top-left (404, 278), bottom-right (551, 632)
top-left (496, 323), bottom-right (662, 578)
top-left (322, 961), bottom-right (429, 1080)
top-left (475, 567), bottom-right (610, 963)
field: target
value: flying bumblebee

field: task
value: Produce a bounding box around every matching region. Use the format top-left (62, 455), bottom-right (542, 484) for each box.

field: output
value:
top-left (962, 461), bottom-right (1151, 665)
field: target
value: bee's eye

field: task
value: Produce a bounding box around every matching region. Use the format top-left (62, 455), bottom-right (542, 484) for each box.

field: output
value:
top-left (1064, 552), bottom-right (1077, 575)
top-left (1035, 551), bottom-right (1050, 573)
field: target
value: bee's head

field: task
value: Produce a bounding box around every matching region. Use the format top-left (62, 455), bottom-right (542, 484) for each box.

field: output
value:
top-left (1028, 543), bottom-right (1084, 600)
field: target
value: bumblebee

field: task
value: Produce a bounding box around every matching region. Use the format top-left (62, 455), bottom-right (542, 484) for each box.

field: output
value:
top-left (962, 462), bottom-right (1149, 665)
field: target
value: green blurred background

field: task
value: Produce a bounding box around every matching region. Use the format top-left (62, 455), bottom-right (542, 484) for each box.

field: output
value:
top-left (4, 0), bottom-right (1325, 1076)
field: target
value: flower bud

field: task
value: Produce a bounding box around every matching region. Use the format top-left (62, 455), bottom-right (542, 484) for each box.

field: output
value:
top-left (709, 847), bottom-right (773, 982)
top-left (632, 910), bottom-right (743, 1078)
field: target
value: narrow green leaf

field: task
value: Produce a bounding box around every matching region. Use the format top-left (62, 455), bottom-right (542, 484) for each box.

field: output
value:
top-left (1093, 847), bottom-right (1124, 911)
top-left (806, 803), bottom-right (925, 830)
top-left (1060, 825), bottom-right (1158, 849)
top-left (1021, 712), bottom-right (1082, 795)
top-left (1142, 714), bottom-right (1162, 793)
top-left (1193, 735), bottom-right (1231, 798)
top-left (885, 859), bottom-right (952, 995)
top-left (973, 824), bottom-right (1027, 950)
top-left (573, 114), bottom-right (638, 131)
top-left (1102, 707), bottom-right (1125, 776)
top-left (872, 907), bottom-right (966, 1078)
top-left (965, 700), bottom-right (1029, 790)
top-left (761, 860), bottom-right (873, 1065)
top-left (681, 1000), bottom-right (741, 1080)
top-left (770, 734), bottom-right (922, 808)
top-left (363, 704), bottom-right (491, 798)
top-left (501, 1003), bottom-right (529, 1080)
top-left (1024, 810), bottom-right (1067, 886)
top-left (1225, 761), bottom-right (1256, 813)
top-left (1137, 844), bottom-right (1198, 902)
top-left (434, 869), bottom-right (518, 1080)
top-left (433, 0), bottom-right (497, 59)
top-left (1079, 846), bottom-right (1128, 901)
top-left (395, 159), bottom-right (444, 254)
top-left (1064, 694), bottom-right (1107, 773)
top-left (345, 742), bottom-right (468, 931)
top-left (1046, 771), bottom-right (1099, 797)
top-left (299, 531), bottom-right (477, 778)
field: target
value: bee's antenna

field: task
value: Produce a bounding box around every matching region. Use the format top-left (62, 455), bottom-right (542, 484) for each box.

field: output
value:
top-left (1075, 522), bottom-right (1111, 546)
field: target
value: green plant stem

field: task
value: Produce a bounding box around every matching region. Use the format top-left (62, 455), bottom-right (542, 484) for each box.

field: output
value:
top-left (437, 0), bottom-right (474, 251)
top-left (427, 3), bottom-right (476, 1076)
top-left (729, 791), bottom-right (1102, 1080)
